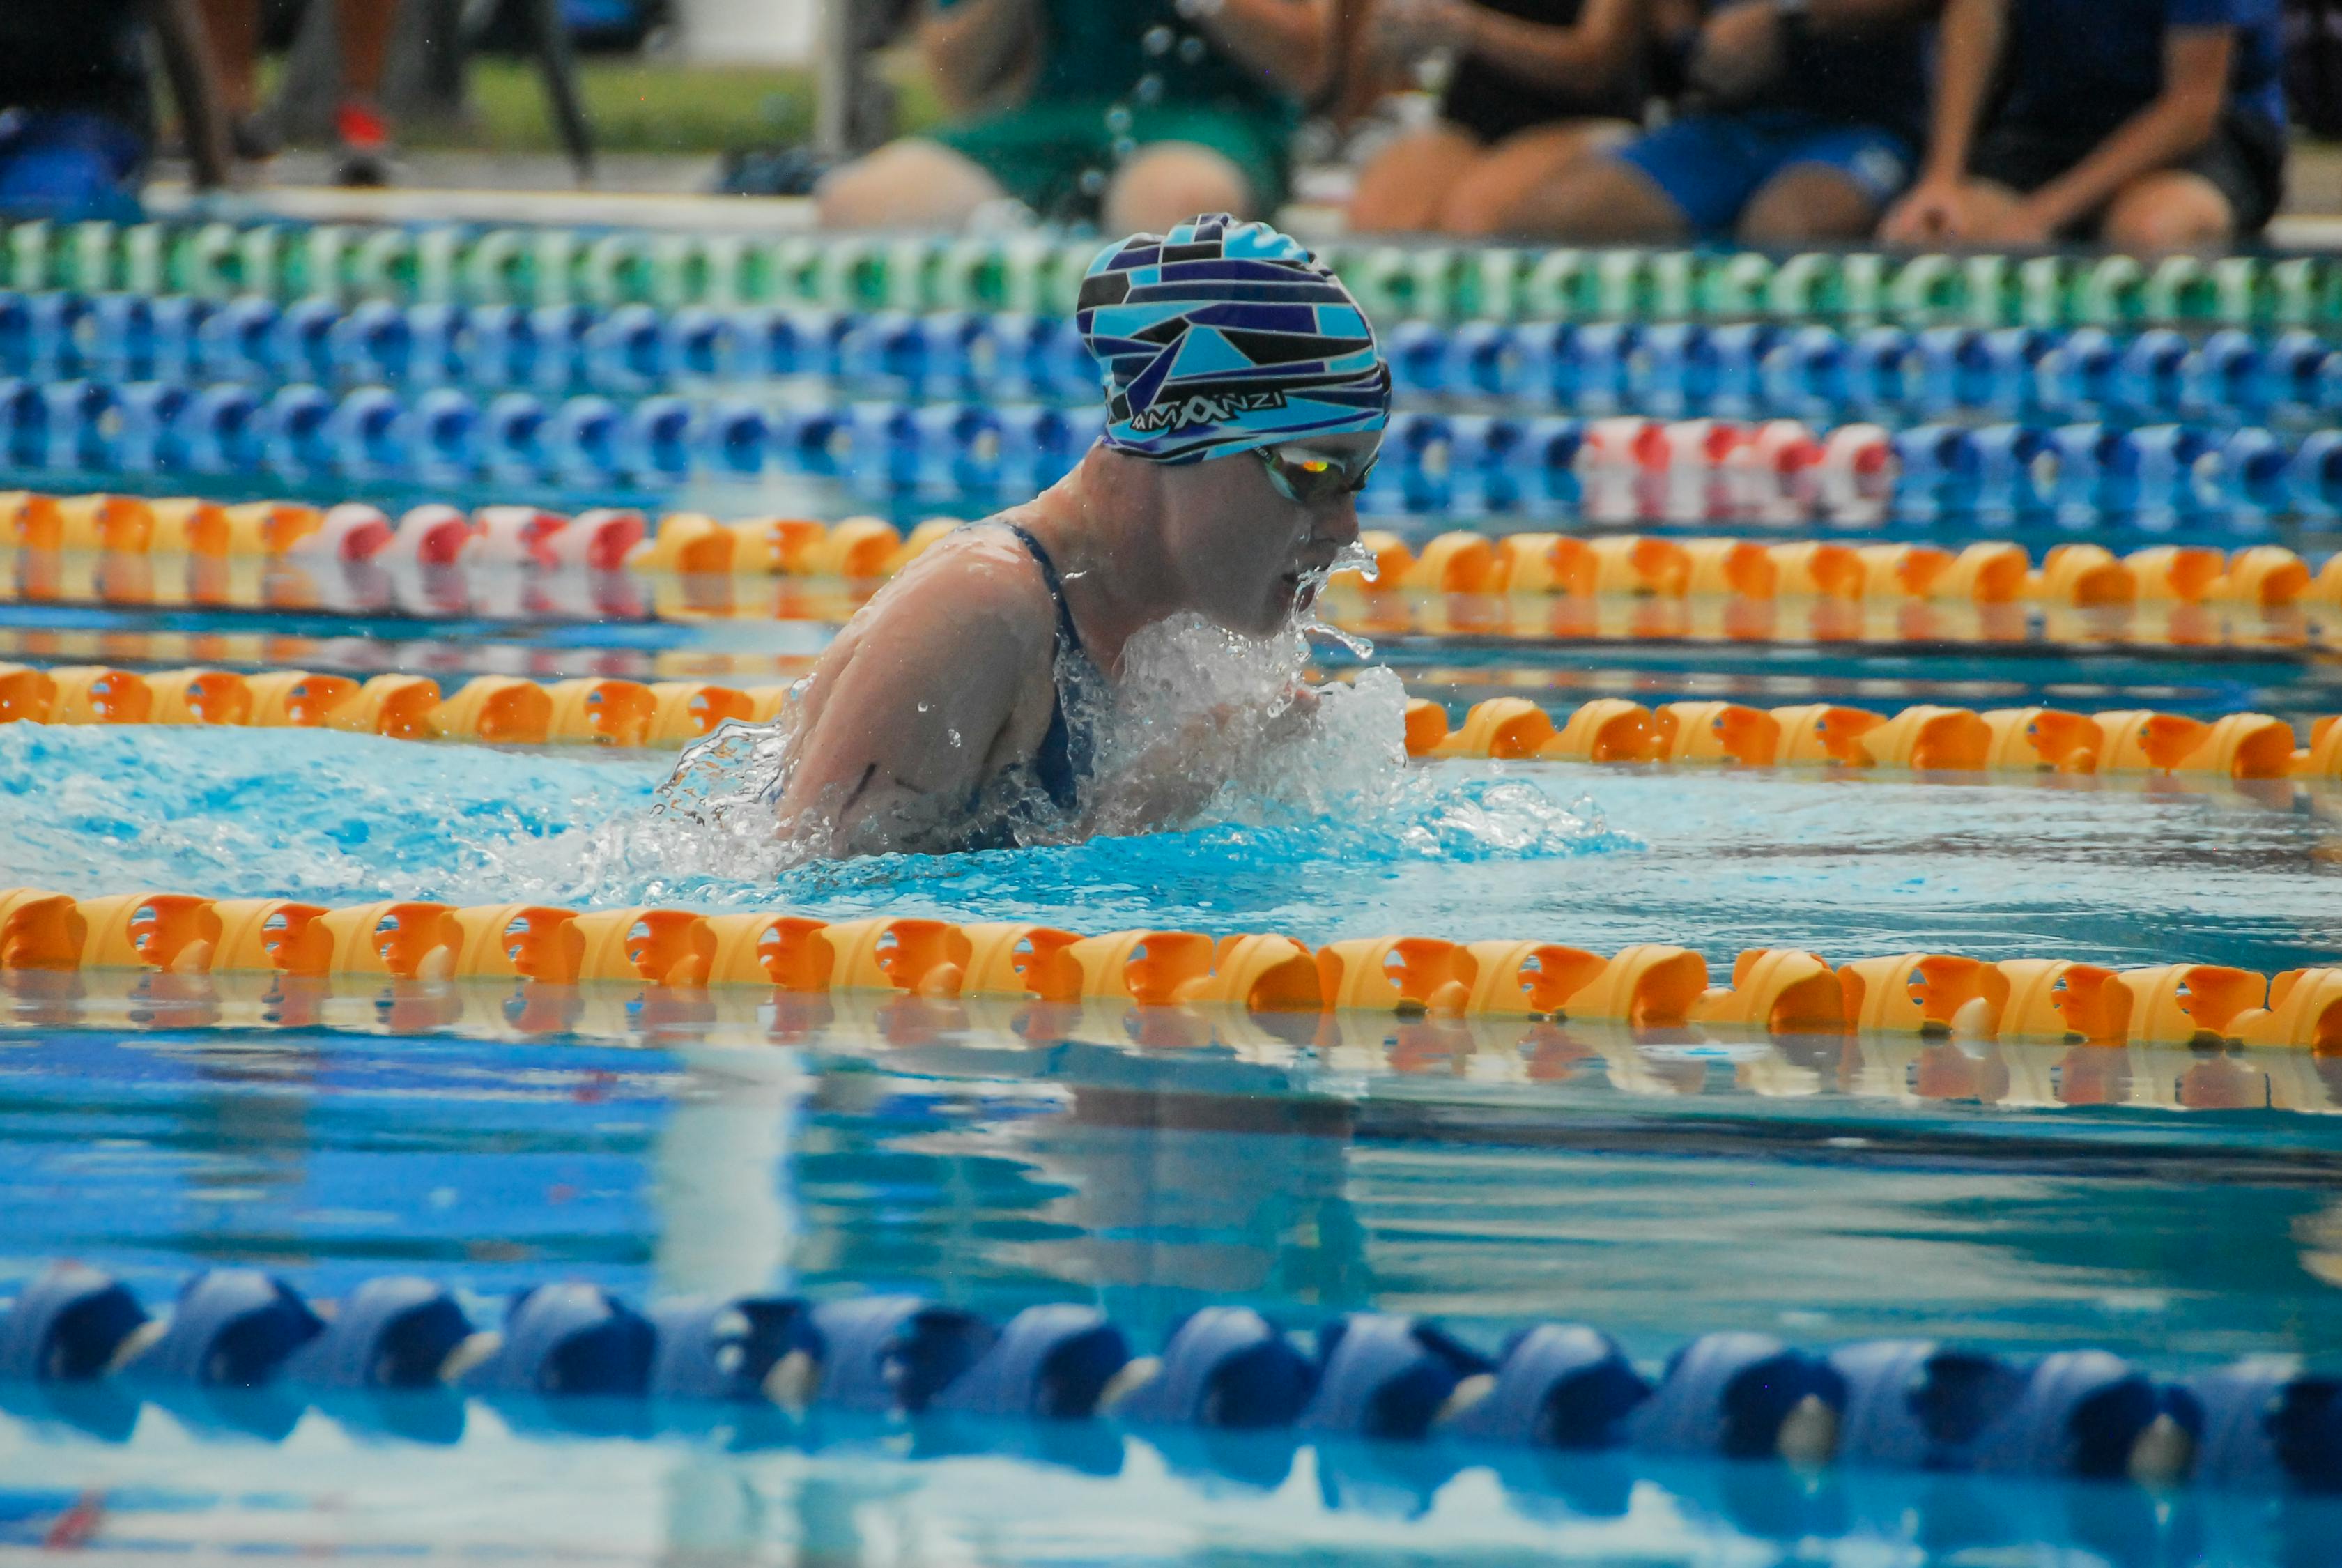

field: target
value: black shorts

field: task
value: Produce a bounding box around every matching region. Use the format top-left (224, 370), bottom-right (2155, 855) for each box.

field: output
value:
top-left (1969, 109), bottom-right (2288, 237)
top-left (1440, 56), bottom-right (1638, 146)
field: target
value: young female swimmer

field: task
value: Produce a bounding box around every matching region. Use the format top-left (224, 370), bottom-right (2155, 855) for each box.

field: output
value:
top-left (773, 216), bottom-right (1391, 858)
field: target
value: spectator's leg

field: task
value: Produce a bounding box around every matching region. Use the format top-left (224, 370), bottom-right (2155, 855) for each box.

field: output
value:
top-left (1739, 125), bottom-right (1918, 245)
top-left (1502, 155), bottom-right (1693, 243)
top-left (2097, 171), bottom-right (2236, 251)
top-left (195, 0), bottom-right (261, 119)
top-left (338, 0), bottom-right (398, 104)
top-left (816, 139), bottom-right (1008, 228)
top-left (330, 0), bottom-right (401, 183)
top-left (1349, 124), bottom-right (1479, 233)
top-left (1437, 119), bottom-right (1637, 236)
top-left (1736, 166), bottom-right (1883, 245)
top-left (1955, 180), bottom-right (2033, 243)
top-left (1105, 142), bottom-right (1253, 232)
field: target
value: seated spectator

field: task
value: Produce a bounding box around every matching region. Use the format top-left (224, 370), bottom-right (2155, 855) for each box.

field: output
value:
top-left (1504, 0), bottom-right (1936, 244)
top-left (818, 0), bottom-right (1335, 231)
top-left (1881, 0), bottom-right (2286, 249)
top-left (1344, 0), bottom-right (1651, 235)
top-left (0, 0), bottom-right (227, 220)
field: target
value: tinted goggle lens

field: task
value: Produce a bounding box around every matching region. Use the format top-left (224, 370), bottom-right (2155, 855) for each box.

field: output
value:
top-left (1260, 446), bottom-right (1378, 503)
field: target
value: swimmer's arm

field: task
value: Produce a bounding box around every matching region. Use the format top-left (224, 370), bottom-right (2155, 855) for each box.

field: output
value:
top-left (776, 606), bottom-right (1031, 856)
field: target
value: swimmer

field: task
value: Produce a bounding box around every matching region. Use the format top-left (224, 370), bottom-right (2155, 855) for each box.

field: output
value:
top-left (775, 215), bottom-right (1392, 858)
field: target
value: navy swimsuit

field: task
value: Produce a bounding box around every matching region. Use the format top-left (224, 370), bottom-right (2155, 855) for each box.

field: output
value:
top-left (999, 523), bottom-right (1099, 813)
top-left (943, 523), bottom-right (1100, 852)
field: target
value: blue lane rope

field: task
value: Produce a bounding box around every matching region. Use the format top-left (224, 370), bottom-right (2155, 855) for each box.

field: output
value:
top-left (8, 375), bottom-right (2342, 528)
top-left (1, 1262), bottom-right (2334, 1496)
top-left (4, 289), bottom-right (2340, 429)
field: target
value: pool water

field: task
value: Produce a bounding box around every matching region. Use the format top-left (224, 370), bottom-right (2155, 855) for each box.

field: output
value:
top-left (5, 722), bottom-right (2339, 974)
top-left (6, 697), bottom-right (2342, 1558)
top-left (6, 238), bottom-right (2342, 1562)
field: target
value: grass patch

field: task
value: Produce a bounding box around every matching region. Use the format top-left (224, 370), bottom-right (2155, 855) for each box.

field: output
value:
top-left (236, 50), bottom-right (956, 158)
top-left (403, 57), bottom-right (819, 155)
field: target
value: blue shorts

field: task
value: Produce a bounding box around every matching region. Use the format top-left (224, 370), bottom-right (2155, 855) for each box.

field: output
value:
top-left (1615, 110), bottom-right (1915, 238)
top-left (0, 110), bottom-right (147, 223)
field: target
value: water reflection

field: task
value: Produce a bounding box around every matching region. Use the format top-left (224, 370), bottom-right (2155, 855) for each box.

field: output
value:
top-left (3, 1401), bottom-right (2340, 1568)
top-left (5, 1002), bottom-right (2341, 1364)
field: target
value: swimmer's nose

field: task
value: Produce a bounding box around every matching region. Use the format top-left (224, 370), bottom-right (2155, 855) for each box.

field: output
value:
top-left (1323, 498), bottom-right (1361, 546)
top-left (1300, 500), bottom-right (1362, 567)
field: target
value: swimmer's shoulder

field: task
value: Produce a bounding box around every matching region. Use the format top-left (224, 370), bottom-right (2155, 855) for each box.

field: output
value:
top-left (872, 520), bottom-right (1059, 645)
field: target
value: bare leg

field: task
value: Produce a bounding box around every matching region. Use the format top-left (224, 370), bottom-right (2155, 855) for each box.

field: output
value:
top-left (1348, 123), bottom-right (1479, 233)
top-left (323, 0), bottom-right (401, 183)
top-left (337, 0), bottom-right (399, 102)
top-left (2098, 169), bottom-right (2237, 251)
top-left (1736, 164), bottom-right (1886, 246)
top-left (1948, 178), bottom-right (2030, 241)
top-left (1502, 154), bottom-right (1691, 243)
top-left (1438, 118), bottom-right (1637, 236)
top-left (1104, 141), bottom-right (1253, 232)
top-left (194, 0), bottom-right (261, 118)
top-left (816, 139), bottom-right (1008, 229)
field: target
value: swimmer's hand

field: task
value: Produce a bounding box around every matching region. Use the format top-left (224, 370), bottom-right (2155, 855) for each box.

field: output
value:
top-left (1265, 682), bottom-right (1321, 746)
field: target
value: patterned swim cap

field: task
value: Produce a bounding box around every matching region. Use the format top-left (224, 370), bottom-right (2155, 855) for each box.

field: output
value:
top-left (1077, 214), bottom-right (1391, 464)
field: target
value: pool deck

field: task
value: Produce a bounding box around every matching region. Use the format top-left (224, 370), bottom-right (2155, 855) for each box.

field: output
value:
top-left (144, 141), bottom-right (2342, 248)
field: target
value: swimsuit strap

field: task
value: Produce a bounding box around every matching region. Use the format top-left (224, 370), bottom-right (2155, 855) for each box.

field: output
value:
top-left (997, 521), bottom-right (1097, 815)
top-left (1000, 521), bottom-right (1087, 664)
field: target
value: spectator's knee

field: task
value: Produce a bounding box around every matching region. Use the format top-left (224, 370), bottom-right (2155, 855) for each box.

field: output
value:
top-left (815, 140), bottom-right (997, 229)
top-left (1736, 169), bottom-right (1880, 246)
top-left (1105, 144), bottom-right (1254, 233)
top-left (1438, 181), bottom-right (1518, 238)
top-left (2100, 178), bottom-right (2234, 252)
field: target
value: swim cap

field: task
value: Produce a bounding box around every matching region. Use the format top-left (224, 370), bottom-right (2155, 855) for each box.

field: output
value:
top-left (1077, 214), bottom-right (1391, 464)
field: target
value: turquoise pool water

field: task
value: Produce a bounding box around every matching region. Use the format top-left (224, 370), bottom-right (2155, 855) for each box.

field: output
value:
top-left (6, 286), bottom-right (2342, 1563)
top-left (4, 980), bottom-right (2341, 1560)
top-left (4, 722), bottom-right (2339, 974)
top-left (6, 679), bottom-right (2342, 1559)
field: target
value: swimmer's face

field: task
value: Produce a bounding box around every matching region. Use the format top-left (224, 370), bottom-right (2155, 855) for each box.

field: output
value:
top-left (1164, 431), bottom-right (1376, 635)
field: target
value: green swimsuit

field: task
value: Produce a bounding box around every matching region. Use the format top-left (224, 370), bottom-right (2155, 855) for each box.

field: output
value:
top-left (929, 0), bottom-right (1299, 222)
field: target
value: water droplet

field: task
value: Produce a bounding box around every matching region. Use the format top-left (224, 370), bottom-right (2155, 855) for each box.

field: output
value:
top-left (1111, 136), bottom-right (1138, 163)
top-left (1143, 24), bottom-right (1174, 54)
top-left (916, 700), bottom-right (932, 714)
top-left (1104, 105), bottom-right (1134, 136)
top-left (1078, 167), bottom-right (1109, 197)
top-left (1135, 73), bottom-right (1166, 105)
top-left (1178, 34), bottom-right (1208, 63)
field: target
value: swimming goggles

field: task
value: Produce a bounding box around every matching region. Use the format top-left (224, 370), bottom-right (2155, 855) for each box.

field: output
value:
top-left (1254, 442), bottom-right (1379, 505)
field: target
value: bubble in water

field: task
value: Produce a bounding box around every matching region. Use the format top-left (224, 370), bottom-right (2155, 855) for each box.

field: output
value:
top-left (1143, 24), bottom-right (1175, 55)
top-left (1178, 34), bottom-right (1208, 63)
top-left (1078, 167), bottom-right (1109, 197)
top-left (1135, 73), bottom-right (1166, 105)
top-left (1104, 105), bottom-right (1134, 136)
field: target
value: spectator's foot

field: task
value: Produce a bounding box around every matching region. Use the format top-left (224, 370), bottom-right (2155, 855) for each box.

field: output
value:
top-left (713, 145), bottom-right (838, 198)
top-left (332, 102), bottom-right (396, 188)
